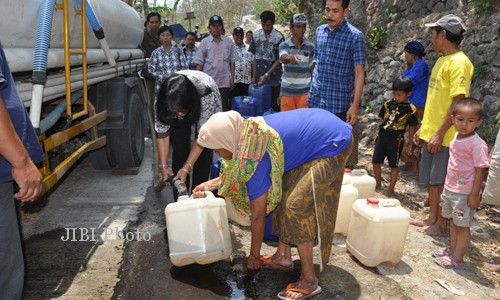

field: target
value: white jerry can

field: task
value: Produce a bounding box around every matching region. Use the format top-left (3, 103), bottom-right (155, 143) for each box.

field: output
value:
top-left (346, 198), bottom-right (410, 267)
top-left (334, 175), bottom-right (359, 235)
top-left (348, 169), bottom-right (377, 199)
top-left (165, 191), bottom-right (232, 267)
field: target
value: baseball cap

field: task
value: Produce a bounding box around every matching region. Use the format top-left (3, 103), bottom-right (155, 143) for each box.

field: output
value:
top-left (209, 15), bottom-right (224, 27)
top-left (290, 13), bottom-right (308, 26)
top-left (233, 27), bottom-right (244, 36)
top-left (424, 14), bottom-right (466, 35)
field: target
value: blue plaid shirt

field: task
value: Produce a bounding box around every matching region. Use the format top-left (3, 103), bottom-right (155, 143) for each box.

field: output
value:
top-left (308, 20), bottom-right (365, 113)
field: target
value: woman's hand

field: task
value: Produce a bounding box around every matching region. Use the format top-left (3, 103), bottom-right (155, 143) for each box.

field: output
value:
top-left (246, 255), bottom-right (263, 273)
top-left (160, 166), bottom-right (174, 183)
top-left (193, 177), bottom-right (220, 193)
top-left (175, 168), bottom-right (189, 183)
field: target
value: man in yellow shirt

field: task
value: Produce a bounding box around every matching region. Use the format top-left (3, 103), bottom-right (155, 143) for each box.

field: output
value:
top-left (411, 15), bottom-right (473, 236)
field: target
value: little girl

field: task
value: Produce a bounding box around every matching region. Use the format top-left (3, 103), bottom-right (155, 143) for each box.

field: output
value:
top-left (433, 98), bottom-right (490, 269)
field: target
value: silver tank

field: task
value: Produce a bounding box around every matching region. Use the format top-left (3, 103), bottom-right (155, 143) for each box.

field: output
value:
top-left (0, 0), bottom-right (143, 50)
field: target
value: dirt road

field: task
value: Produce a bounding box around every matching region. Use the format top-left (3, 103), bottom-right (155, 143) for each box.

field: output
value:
top-left (20, 140), bottom-right (499, 299)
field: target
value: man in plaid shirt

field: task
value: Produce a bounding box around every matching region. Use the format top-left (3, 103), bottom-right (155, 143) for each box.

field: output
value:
top-left (308, 0), bottom-right (365, 167)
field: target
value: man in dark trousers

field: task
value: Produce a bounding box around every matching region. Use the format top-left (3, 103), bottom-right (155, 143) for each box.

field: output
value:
top-left (0, 41), bottom-right (43, 299)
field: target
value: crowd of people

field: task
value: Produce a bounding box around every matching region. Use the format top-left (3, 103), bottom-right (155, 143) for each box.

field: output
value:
top-left (139, 0), bottom-right (496, 298)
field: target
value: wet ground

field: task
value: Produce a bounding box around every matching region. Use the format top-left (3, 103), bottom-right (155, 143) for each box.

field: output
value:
top-left (20, 140), bottom-right (499, 299)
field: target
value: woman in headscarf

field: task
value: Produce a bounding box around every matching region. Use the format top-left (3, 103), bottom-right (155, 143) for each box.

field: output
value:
top-left (155, 70), bottom-right (222, 197)
top-left (193, 108), bottom-right (352, 300)
top-left (401, 41), bottom-right (430, 175)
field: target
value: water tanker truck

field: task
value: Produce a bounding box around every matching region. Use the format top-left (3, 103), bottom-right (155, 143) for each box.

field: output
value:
top-left (1, 0), bottom-right (151, 195)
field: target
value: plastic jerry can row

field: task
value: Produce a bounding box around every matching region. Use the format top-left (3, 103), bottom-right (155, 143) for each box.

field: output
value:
top-left (232, 83), bottom-right (272, 116)
top-left (165, 169), bottom-right (410, 268)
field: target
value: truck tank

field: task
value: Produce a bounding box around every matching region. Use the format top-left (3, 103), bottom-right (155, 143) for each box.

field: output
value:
top-left (1, 0), bottom-right (144, 73)
top-left (2, 0), bottom-right (152, 197)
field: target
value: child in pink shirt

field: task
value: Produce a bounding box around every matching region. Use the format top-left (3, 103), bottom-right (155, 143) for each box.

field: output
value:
top-left (433, 98), bottom-right (489, 270)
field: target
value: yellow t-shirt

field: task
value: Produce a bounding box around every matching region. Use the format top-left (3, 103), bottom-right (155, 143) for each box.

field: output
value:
top-left (420, 51), bottom-right (473, 147)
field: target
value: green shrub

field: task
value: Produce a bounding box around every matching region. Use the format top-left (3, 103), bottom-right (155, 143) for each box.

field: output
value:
top-left (366, 25), bottom-right (387, 51)
top-left (473, 61), bottom-right (489, 80)
top-left (384, 5), bottom-right (399, 17)
top-left (470, 0), bottom-right (495, 13)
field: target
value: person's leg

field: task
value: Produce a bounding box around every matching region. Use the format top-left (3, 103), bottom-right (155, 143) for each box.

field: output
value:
top-left (0, 183), bottom-right (24, 300)
top-left (295, 94), bottom-right (308, 109)
top-left (452, 226), bottom-right (469, 263)
top-left (231, 83), bottom-right (247, 98)
top-left (170, 125), bottom-right (192, 199)
top-left (265, 241), bottom-right (292, 268)
top-left (281, 241), bottom-right (319, 300)
top-left (271, 85), bottom-right (281, 112)
top-left (421, 185), bottom-right (447, 235)
top-left (279, 95), bottom-right (294, 112)
top-left (411, 143), bottom-right (438, 226)
top-left (372, 134), bottom-right (386, 190)
top-left (450, 222), bottom-right (458, 254)
top-left (219, 87), bottom-right (232, 112)
top-left (334, 111), bottom-right (358, 168)
top-left (386, 135), bottom-right (403, 195)
top-left (373, 164), bottom-right (382, 190)
top-left (422, 146), bottom-right (449, 235)
top-left (388, 168), bottom-right (399, 195)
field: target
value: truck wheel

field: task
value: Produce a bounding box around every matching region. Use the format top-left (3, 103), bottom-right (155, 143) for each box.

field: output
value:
top-left (89, 138), bottom-right (115, 170)
top-left (108, 90), bottom-right (145, 168)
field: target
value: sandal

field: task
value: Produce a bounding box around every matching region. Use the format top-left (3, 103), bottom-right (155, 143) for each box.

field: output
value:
top-left (277, 284), bottom-right (322, 300)
top-left (431, 248), bottom-right (451, 258)
top-left (434, 255), bottom-right (465, 270)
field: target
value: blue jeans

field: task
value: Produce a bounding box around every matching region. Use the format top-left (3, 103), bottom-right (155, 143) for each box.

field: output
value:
top-left (0, 182), bottom-right (24, 299)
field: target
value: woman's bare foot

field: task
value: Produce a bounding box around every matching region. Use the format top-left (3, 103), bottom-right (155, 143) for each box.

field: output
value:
top-left (418, 224), bottom-right (447, 236)
top-left (261, 251), bottom-right (293, 270)
top-left (410, 217), bottom-right (434, 227)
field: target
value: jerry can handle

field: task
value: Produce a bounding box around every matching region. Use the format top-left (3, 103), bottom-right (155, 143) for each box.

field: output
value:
top-left (381, 200), bottom-right (397, 207)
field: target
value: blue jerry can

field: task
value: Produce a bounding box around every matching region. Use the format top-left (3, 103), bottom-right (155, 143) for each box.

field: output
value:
top-left (232, 96), bottom-right (257, 117)
top-left (249, 84), bottom-right (271, 115)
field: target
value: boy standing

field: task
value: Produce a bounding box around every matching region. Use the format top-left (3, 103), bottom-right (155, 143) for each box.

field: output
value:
top-left (433, 98), bottom-right (489, 269)
top-left (372, 77), bottom-right (418, 195)
top-left (279, 13), bottom-right (315, 111)
top-left (412, 15), bottom-right (473, 236)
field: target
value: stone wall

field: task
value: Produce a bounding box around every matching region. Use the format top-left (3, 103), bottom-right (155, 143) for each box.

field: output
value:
top-left (352, 0), bottom-right (499, 140)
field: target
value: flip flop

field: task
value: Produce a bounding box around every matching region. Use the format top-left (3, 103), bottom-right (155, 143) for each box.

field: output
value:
top-left (431, 248), bottom-right (451, 258)
top-left (277, 285), bottom-right (322, 300)
top-left (434, 255), bottom-right (465, 270)
top-left (260, 255), bottom-right (293, 271)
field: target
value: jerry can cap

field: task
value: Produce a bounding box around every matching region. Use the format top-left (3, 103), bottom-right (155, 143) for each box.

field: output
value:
top-left (367, 197), bottom-right (379, 204)
top-left (344, 168), bottom-right (352, 173)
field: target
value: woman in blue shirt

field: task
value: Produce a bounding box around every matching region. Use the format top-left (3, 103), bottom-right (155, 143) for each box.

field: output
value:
top-left (193, 108), bottom-right (352, 299)
top-left (401, 41), bottom-right (430, 119)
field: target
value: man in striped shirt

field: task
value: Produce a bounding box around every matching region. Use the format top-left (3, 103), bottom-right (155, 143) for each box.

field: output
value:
top-left (278, 13), bottom-right (315, 111)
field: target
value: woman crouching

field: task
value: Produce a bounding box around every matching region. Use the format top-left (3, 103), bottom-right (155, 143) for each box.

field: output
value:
top-left (193, 108), bottom-right (352, 299)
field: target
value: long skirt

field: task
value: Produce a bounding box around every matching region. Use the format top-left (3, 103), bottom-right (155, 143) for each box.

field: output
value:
top-left (272, 139), bottom-right (353, 270)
